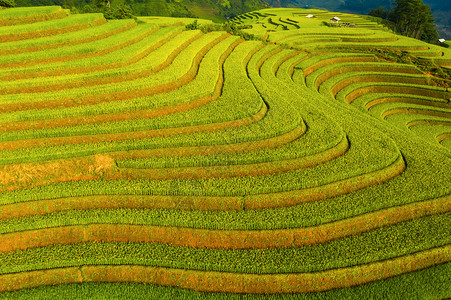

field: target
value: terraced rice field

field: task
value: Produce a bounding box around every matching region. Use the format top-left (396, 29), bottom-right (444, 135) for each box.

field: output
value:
top-left (0, 6), bottom-right (450, 299)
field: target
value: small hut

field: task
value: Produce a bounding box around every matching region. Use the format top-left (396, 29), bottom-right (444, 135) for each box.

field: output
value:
top-left (438, 38), bottom-right (446, 43)
top-left (306, 14), bottom-right (315, 18)
top-left (330, 17), bottom-right (340, 24)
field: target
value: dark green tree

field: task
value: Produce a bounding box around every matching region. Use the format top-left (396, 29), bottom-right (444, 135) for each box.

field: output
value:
top-left (369, 6), bottom-right (392, 20)
top-left (391, 0), bottom-right (439, 42)
top-left (103, 3), bottom-right (132, 19)
top-left (112, 4), bottom-right (132, 18)
top-left (0, 0), bottom-right (16, 7)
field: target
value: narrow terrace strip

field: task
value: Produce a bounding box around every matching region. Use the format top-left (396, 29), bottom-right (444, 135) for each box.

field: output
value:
top-left (328, 74), bottom-right (434, 98)
top-left (271, 51), bottom-right (299, 76)
top-left (0, 101), bottom-right (266, 152)
top-left (0, 24), bottom-right (159, 69)
top-left (0, 155), bottom-right (114, 192)
top-left (302, 42), bottom-right (429, 53)
top-left (341, 84), bottom-right (450, 104)
top-left (406, 120), bottom-right (451, 129)
top-left (308, 64), bottom-right (421, 90)
top-left (365, 96), bottom-right (451, 110)
top-left (0, 194), bottom-right (246, 214)
top-left (302, 55), bottom-right (377, 77)
top-left (437, 133), bottom-right (451, 143)
top-left (382, 108), bottom-right (451, 120)
top-left (270, 31), bottom-right (377, 44)
top-left (0, 246), bottom-right (448, 293)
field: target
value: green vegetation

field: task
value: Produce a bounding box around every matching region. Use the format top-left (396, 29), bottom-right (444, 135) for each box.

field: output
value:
top-left (0, 262), bottom-right (449, 300)
top-left (0, 5), bottom-right (449, 299)
top-left (103, 5), bottom-right (133, 19)
top-left (368, 0), bottom-right (440, 43)
top-left (1, 261), bottom-right (450, 299)
top-left (0, 0), bottom-right (15, 7)
top-left (267, 0), bottom-right (449, 40)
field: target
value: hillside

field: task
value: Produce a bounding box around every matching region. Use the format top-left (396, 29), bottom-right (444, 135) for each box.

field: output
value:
top-left (11, 0), bottom-right (451, 37)
top-left (13, 0), bottom-right (269, 21)
top-left (0, 6), bottom-right (450, 299)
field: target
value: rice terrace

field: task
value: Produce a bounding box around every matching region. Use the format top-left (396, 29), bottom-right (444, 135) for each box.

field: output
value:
top-left (0, 4), bottom-right (450, 299)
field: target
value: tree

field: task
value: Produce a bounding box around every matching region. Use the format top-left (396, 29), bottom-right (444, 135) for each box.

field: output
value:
top-left (93, 0), bottom-right (109, 11)
top-left (343, 0), bottom-right (367, 12)
top-left (391, 0), bottom-right (438, 43)
top-left (369, 6), bottom-right (392, 20)
top-left (0, 0), bottom-right (16, 7)
top-left (103, 4), bottom-right (132, 19)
